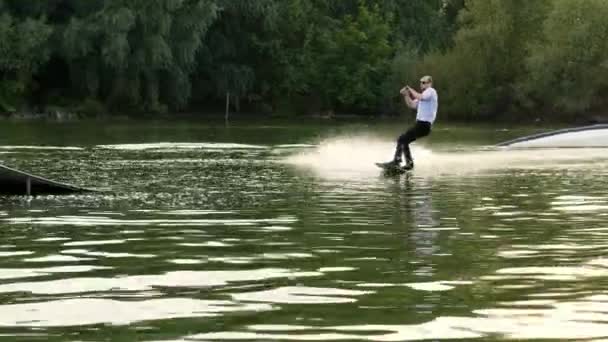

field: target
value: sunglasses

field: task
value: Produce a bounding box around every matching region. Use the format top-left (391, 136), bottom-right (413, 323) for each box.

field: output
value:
top-left (420, 81), bottom-right (428, 84)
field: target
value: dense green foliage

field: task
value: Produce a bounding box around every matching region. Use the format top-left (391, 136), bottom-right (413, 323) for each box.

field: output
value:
top-left (0, 0), bottom-right (605, 121)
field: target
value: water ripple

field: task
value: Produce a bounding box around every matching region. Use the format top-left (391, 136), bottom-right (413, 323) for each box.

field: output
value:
top-left (0, 298), bottom-right (271, 327)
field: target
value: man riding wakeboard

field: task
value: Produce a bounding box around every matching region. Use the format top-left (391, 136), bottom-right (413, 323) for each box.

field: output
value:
top-left (379, 75), bottom-right (438, 171)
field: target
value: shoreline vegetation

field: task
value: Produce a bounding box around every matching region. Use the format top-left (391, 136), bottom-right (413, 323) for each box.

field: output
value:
top-left (1, 1), bottom-right (607, 123)
top-left (2, 109), bottom-right (607, 128)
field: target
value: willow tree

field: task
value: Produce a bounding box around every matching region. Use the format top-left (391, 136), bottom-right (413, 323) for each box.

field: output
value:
top-left (525, 0), bottom-right (608, 116)
top-left (61, 0), bottom-right (218, 113)
top-left (0, 11), bottom-right (52, 112)
top-left (379, 0), bottom-right (461, 52)
top-left (317, 3), bottom-right (392, 112)
top-left (418, 0), bottom-right (550, 119)
top-left (264, 1), bottom-right (393, 114)
top-left (382, 0), bottom-right (465, 115)
top-left (193, 0), bottom-right (278, 115)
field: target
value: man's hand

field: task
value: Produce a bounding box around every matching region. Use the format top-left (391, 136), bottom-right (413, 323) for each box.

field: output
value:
top-left (407, 86), bottom-right (422, 100)
top-left (400, 86), bottom-right (409, 95)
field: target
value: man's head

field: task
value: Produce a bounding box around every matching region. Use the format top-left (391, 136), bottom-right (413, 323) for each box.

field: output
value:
top-left (420, 75), bottom-right (433, 90)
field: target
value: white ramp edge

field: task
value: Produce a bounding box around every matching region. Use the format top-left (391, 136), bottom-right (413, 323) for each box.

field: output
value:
top-left (497, 124), bottom-right (608, 148)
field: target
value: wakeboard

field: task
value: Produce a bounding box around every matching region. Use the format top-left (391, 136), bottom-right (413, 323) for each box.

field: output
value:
top-left (375, 162), bottom-right (412, 175)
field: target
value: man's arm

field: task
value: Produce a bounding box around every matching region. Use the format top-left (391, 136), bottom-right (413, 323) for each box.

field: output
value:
top-left (400, 87), bottom-right (417, 109)
top-left (404, 94), bottom-right (418, 109)
top-left (407, 87), bottom-right (431, 101)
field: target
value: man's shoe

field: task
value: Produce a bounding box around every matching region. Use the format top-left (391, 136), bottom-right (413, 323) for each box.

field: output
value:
top-left (381, 160), bottom-right (401, 168)
top-left (403, 160), bottom-right (414, 170)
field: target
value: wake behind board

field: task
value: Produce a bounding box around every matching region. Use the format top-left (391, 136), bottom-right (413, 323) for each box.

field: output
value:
top-left (375, 162), bottom-right (411, 175)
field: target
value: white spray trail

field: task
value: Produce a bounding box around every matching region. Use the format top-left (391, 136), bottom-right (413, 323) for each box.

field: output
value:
top-left (283, 135), bottom-right (608, 180)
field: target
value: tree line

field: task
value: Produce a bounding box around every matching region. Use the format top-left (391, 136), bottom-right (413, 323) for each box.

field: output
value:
top-left (0, 0), bottom-right (606, 121)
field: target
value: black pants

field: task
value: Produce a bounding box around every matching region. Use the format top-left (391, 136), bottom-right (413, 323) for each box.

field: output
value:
top-left (394, 120), bottom-right (432, 163)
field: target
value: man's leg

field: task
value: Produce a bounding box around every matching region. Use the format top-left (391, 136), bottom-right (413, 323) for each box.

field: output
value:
top-left (393, 139), bottom-right (404, 163)
top-left (380, 130), bottom-right (410, 167)
top-left (395, 127), bottom-right (417, 164)
top-left (401, 133), bottom-right (417, 168)
top-left (406, 122), bottom-right (432, 168)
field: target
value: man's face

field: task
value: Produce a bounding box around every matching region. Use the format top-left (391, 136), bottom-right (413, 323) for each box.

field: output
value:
top-left (420, 79), bottom-right (431, 90)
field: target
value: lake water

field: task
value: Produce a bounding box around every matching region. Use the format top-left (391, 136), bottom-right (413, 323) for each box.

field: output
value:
top-left (1, 119), bottom-right (608, 341)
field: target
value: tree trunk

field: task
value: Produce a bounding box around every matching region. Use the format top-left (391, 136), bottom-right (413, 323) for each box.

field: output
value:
top-left (225, 91), bottom-right (230, 125)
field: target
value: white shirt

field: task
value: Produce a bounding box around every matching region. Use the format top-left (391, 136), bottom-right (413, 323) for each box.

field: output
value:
top-left (413, 87), bottom-right (438, 124)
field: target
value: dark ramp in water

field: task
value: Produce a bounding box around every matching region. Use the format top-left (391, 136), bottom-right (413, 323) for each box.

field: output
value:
top-left (0, 163), bottom-right (94, 196)
top-left (497, 124), bottom-right (608, 148)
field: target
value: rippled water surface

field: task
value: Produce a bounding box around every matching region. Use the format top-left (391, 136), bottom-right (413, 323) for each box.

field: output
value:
top-left (1, 120), bottom-right (608, 341)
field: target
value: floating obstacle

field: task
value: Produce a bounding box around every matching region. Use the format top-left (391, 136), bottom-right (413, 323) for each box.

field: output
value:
top-left (497, 124), bottom-right (608, 148)
top-left (0, 163), bottom-right (94, 196)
